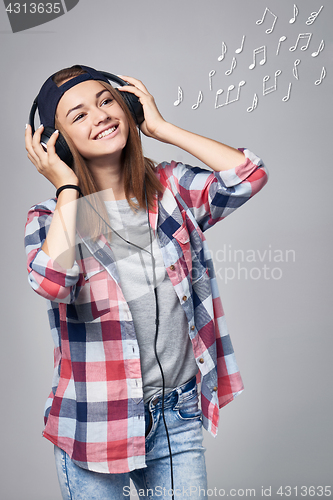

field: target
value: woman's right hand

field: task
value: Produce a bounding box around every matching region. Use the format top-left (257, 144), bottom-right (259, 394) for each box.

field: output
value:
top-left (25, 124), bottom-right (79, 189)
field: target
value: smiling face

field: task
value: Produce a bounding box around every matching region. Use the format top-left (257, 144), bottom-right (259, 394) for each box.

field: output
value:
top-left (55, 80), bottom-right (130, 167)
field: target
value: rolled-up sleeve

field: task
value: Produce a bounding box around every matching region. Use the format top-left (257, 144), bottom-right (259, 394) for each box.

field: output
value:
top-left (158, 148), bottom-right (268, 231)
top-left (24, 200), bottom-right (80, 303)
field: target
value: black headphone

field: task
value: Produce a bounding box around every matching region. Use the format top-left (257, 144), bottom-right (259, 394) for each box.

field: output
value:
top-left (28, 72), bottom-right (144, 168)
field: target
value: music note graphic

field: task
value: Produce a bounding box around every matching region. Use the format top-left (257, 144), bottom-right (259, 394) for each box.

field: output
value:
top-left (311, 40), bottom-right (325, 57)
top-left (218, 41), bottom-right (227, 62)
top-left (247, 93), bottom-right (258, 113)
top-left (276, 36), bottom-right (287, 56)
top-left (173, 86), bottom-right (183, 106)
top-left (192, 91), bottom-right (203, 110)
top-left (282, 83), bottom-right (292, 102)
top-left (215, 81), bottom-right (246, 108)
top-left (289, 33), bottom-right (312, 52)
top-left (306, 6), bottom-right (323, 25)
top-left (225, 57), bottom-right (237, 76)
top-left (214, 89), bottom-right (224, 109)
top-left (289, 4), bottom-right (299, 24)
top-left (256, 7), bottom-right (277, 34)
top-left (235, 35), bottom-right (246, 54)
top-left (249, 46), bottom-right (266, 70)
top-left (209, 70), bottom-right (216, 91)
top-left (315, 67), bottom-right (326, 86)
top-left (263, 70), bottom-right (282, 96)
top-left (293, 59), bottom-right (301, 80)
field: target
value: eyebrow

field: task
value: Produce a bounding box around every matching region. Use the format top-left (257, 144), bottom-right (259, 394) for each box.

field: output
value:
top-left (65, 89), bottom-right (110, 118)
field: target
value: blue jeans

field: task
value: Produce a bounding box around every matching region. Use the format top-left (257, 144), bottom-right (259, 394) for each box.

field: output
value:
top-left (54, 377), bottom-right (208, 499)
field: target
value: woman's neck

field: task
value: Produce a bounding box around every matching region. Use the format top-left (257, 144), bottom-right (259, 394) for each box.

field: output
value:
top-left (88, 159), bottom-right (127, 200)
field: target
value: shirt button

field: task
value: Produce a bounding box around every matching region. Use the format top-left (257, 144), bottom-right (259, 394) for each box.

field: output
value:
top-left (199, 358), bottom-right (204, 364)
top-left (83, 273), bottom-right (87, 279)
top-left (170, 265), bottom-right (175, 271)
top-left (213, 386), bottom-right (218, 392)
top-left (182, 295), bottom-right (187, 301)
top-left (191, 325), bottom-right (195, 331)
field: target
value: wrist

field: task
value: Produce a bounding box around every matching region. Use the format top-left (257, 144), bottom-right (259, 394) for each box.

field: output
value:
top-left (54, 176), bottom-right (78, 191)
top-left (56, 184), bottom-right (82, 198)
top-left (152, 120), bottom-right (175, 143)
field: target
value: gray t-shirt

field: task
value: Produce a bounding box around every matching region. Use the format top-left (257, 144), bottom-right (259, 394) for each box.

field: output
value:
top-left (104, 198), bottom-right (198, 402)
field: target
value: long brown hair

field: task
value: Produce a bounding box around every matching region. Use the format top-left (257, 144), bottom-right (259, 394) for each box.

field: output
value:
top-left (52, 65), bottom-right (164, 239)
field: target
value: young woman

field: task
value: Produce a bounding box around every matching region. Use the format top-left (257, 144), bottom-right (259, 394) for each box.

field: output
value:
top-left (25, 65), bottom-right (268, 499)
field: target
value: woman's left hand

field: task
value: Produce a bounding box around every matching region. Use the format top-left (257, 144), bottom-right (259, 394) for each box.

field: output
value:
top-left (117, 76), bottom-right (167, 140)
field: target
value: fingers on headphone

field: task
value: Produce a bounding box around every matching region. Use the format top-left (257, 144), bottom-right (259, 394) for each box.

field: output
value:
top-left (45, 130), bottom-right (59, 155)
top-left (26, 142), bottom-right (41, 166)
top-left (25, 125), bottom-right (38, 159)
top-left (48, 130), bottom-right (59, 145)
top-left (25, 124), bottom-right (32, 149)
top-left (134, 80), bottom-right (149, 94)
top-left (117, 84), bottom-right (138, 95)
top-left (30, 125), bottom-right (46, 153)
top-left (26, 152), bottom-right (34, 164)
top-left (25, 126), bottom-right (47, 168)
top-left (119, 76), bottom-right (149, 95)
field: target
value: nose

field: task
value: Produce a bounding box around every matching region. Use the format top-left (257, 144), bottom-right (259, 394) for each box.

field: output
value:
top-left (91, 106), bottom-right (110, 125)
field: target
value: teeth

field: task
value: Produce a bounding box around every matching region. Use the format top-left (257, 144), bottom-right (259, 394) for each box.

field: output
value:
top-left (96, 126), bottom-right (116, 140)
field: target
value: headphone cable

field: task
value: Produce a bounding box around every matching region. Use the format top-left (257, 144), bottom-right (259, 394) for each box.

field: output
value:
top-left (144, 185), bottom-right (175, 500)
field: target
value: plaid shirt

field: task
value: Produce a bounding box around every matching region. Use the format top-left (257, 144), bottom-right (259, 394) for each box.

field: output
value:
top-left (24, 148), bottom-right (268, 474)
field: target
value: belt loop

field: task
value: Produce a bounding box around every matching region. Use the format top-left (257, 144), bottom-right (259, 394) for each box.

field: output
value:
top-left (176, 384), bottom-right (184, 405)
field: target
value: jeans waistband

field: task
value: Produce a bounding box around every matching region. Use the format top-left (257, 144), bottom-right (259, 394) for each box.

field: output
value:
top-left (146, 376), bottom-right (197, 412)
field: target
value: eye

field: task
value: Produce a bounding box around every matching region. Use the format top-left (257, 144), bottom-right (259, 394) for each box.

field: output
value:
top-left (73, 113), bottom-right (85, 123)
top-left (101, 98), bottom-right (113, 106)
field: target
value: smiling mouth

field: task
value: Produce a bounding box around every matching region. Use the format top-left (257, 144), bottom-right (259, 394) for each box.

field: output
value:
top-left (95, 125), bottom-right (118, 140)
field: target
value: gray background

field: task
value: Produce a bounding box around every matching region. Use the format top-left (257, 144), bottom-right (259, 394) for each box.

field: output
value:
top-left (0, 0), bottom-right (332, 498)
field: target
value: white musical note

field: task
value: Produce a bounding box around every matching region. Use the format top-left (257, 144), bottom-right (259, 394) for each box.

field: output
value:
top-left (315, 67), bottom-right (326, 86)
top-left (249, 46), bottom-right (266, 70)
top-left (293, 59), bottom-right (301, 80)
top-left (306, 6), bottom-right (323, 25)
top-left (235, 35), bottom-right (246, 54)
top-left (173, 86), bottom-right (183, 106)
top-left (218, 41), bottom-right (227, 62)
top-left (289, 4), bottom-right (299, 24)
top-left (247, 93), bottom-right (258, 113)
top-left (225, 57), bottom-right (237, 76)
top-left (263, 70), bottom-right (282, 96)
top-left (215, 81), bottom-right (246, 108)
top-left (256, 7), bottom-right (277, 34)
top-left (282, 83), bottom-right (292, 102)
top-left (192, 91), bottom-right (203, 110)
top-left (289, 33), bottom-right (312, 52)
top-left (209, 70), bottom-right (216, 91)
top-left (214, 89), bottom-right (224, 109)
top-left (311, 40), bottom-right (325, 57)
top-left (276, 36), bottom-right (287, 56)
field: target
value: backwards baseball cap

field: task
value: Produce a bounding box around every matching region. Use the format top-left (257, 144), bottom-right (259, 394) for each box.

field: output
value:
top-left (36, 65), bottom-right (110, 128)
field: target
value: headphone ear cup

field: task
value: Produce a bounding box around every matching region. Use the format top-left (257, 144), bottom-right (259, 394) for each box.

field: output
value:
top-left (118, 91), bottom-right (144, 125)
top-left (41, 126), bottom-right (74, 168)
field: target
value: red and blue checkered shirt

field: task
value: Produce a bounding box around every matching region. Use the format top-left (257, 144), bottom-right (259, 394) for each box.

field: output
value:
top-left (24, 148), bottom-right (268, 473)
